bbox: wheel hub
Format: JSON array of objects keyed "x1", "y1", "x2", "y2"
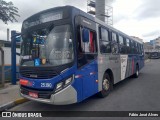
[{"x1": 103, "y1": 79, "x2": 110, "y2": 91}]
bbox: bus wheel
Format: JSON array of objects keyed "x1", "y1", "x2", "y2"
[
  {"x1": 98, "y1": 73, "x2": 112, "y2": 98},
  {"x1": 134, "y1": 65, "x2": 139, "y2": 78}
]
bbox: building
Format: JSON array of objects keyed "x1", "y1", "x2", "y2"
[
  {"x1": 130, "y1": 36, "x2": 143, "y2": 42},
  {"x1": 143, "y1": 36, "x2": 160, "y2": 53},
  {"x1": 144, "y1": 42, "x2": 154, "y2": 52},
  {"x1": 0, "y1": 40, "x2": 20, "y2": 81},
  {"x1": 87, "y1": 0, "x2": 113, "y2": 26},
  {"x1": 155, "y1": 37, "x2": 160, "y2": 47}
]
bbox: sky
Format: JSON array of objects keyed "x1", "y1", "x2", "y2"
[{"x1": 0, "y1": 0, "x2": 160, "y2": 42}]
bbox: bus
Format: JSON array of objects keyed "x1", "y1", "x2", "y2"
[
  {"x1": 149, "y1": 52, "x2": 160, "y2": 59},
  {"x1": 19, "y1": 6, "x2": 144, "y2": 105}
]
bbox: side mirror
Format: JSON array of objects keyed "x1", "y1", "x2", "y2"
[{"x1": 82, "y1": 28, "x2": 89, "y2": 43}]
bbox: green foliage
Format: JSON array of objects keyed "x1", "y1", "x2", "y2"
[{"x1": 0, "y1": 0, "x2": 20, "y2": 24}]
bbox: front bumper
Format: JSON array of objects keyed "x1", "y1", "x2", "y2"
[{"x1": 20, "y1": 85, "x2": 77, "y2": 105}]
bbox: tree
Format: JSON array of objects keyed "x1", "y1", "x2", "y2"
[{"x1": 0, "y1": 0, "x2": 20, "y2": 24}]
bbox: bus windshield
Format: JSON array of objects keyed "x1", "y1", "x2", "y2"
[{"x1": 20, "y1": 24, "x2": 74, "y2": 67}]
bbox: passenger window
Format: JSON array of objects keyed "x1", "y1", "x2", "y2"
[
  {"x1": 121, "y1": 38, "x2": 127, "y2": 54},
  {"x1": 131, "y1": 40, "x2": 134, "y2": 54},
  {"x1": 135, "y1": 42, "x2": 138, "y2": 54},
  {"x1": 101, "y1": 28, "x2": 109, "y2": 41},
  {"x1": 126, "y1": 39, "x2": 131, "y2": 54},
  {"x1": 99, "y1": 27, "x2": 111, "y2": 53},
  {"x1": 133, "y1": 41, "x2": 136, "y2": 54},
  {"x1": 119, "y1": 36, "x2": 124, "y2": 45},
  {"x1": 126, "y1": 39, "x2": 130, "y2": 47},
  {"x1": 77, "y1": 26, "x2": 97, "y2": 68},
  {"x1": 141, "y1": 45, "x2": 144, "y2": 55},
  {"x1": 119, "y1": 35, "x2": 125, "y2": 54},
  {"x1": 81, "y1": 28, "x2": 96, "y2": 53},
  {"x1": 111, "y1": 32, "x2": 119, "y2": 54},
  {"x1": 137, "y1": 44, "x2": 140, "y2": 54},
  {"x1": 112, "y1": 32, "x2": 118, "y2": 43}
]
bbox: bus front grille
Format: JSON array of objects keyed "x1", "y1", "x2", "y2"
[
  {"x1": 20, "y1": 67, "x2": 58, "y2": 79},
  {"x1": 20, "y1": 86, "x2": 54, "y2": 99}
]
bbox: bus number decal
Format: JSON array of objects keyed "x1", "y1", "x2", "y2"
[{"x1": 41, "y1": 83, "x2": 52, "y2": 88}]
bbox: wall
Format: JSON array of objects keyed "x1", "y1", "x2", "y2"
[{"x1": 1, "y1": 47, "x2": 20, "y2": 81}]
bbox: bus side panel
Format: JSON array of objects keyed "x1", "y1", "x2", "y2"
[
  {"x1": 72, "y1": 73, "x2": 83, "y2": 102},
  {"x1": 139, "y1": 55, "x2": 145, "y2": 70},
  {"x1": 98, "y1": 54, "x2": 121, "y2": 91},
  {"x1": 125, "y1": 55, "x2": 136, "y2": 78},
  {"x1": 98, "y1": 55, "x2": 109, "y2": 91},
  {"x1": 125, "y1": 54, "x2": 144, "y2": 78},
  {"x1": 97, "y1": 25, "x2": 121, "y2": 91},
  {"x1": 74, "y1": 60, "x2": 98, "y2": 102},
  {"x1": 120, "y1": 55, "x2": 128, "y2": 80}
]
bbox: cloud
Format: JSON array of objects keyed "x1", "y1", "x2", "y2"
[
  {"x1": 1, "y1": 0, "x2": 159, "y2": 42},
  {"x1": 0, "y1": 21, "x2": 22, "y2": 40},
  {"x1": 63, "y1": 0, "x2": 87, "y2": 12},
  {"x1": 11, "y1": 0, "x2": 65, "y2": 22},
  {"x1": 142, "y1": 30, "x2": 160, "y2": 37},
  {"x1": 112, "y1": 0, "x2": 142, "y2": 24},
  {"x1": 0, "y1": 0, "x2": 88, "y2": 40},
  {"x1": 135, "y1": 0, "x2": 160, "y2": 20},
  {"x1": 113, "y1": 14, "x2": 129, "y2": 24}
]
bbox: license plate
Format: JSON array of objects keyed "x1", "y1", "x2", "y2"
[{"x1": 29, "y1": 92, "x2": 38, "y2": 98}]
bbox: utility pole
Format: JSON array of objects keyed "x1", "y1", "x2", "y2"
[
  {"x1": 0, "y1": 47, "x2": 5, "y2": 87},
  {"x1": 11, "y1": 30, "x2": 21, "y2": 85},
  {"x1": 11, "y1": 31, "x2": 17, "y2": 85}
]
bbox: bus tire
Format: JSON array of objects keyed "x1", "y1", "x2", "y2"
[
  {"x1": 133, "y1": 64, "x2": 139, "y2": 78},
  {"x1": 98, "y1": 73, "x2": 112, "y2": 98}
]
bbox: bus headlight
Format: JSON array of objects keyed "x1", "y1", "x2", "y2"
[
  {"x1": 64, "y1": 77, "x2": 72, "y2": 86},
  {"x1": 55, "y1": 76, "x2": 73, "y2": 92},
  {"x1": 56, "y1": 82, "x2": 63, "y2": 90}
]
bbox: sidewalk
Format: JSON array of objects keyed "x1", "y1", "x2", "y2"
[{"x1": 0, "y1": 82, "x2": 28, "y2": 111}]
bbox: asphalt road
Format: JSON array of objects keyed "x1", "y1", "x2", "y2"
[{"x1": 6, "y1": 59, "x2": 160, "y2": 119}]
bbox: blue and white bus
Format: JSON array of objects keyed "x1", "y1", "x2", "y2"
[{"x1": 19, "y1": 6, "x2": 144, "y2": 105}]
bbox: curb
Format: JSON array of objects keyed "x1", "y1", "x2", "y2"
[{"x1": 0, "y1": 98, "x2": 29, "y2": 111}]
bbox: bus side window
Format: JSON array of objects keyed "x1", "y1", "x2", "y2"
[
  {"x1": 133, "y1": 41, "x2": 136, "y2": 54},
  {"x1": 77, "y1": 26, "x2": 97, "y2": 68},
  {"x1": 126, "y1": 38, "x2": 131, "y2": 54},
  {"x1": 141, "y1": 45, "x2": 144, "y2": 55},
  {"x1": 135, "y1": 42, "x2": 138, "y2": 54},
  {"x1": 99, "y1": 27, "x2": 111, "y2": 53},
  {"x1": 130, "y1": 40, "x2": 133, "y2": 54},
  {"x1": 138, "y1": 43, "x2": 141, "y2": 54},
  {"x1": 111, "y1": 32, "x2": 119, "y2": 54},
  {"x1": 119, "y1": 35, "x2": 125, "y2": 54},
  {"x1": 112, "y1": 32, "x2": 117, "y2": 42},
  {"x1": 123, "y1": 38, "x2": 127, "y2": 54}
]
